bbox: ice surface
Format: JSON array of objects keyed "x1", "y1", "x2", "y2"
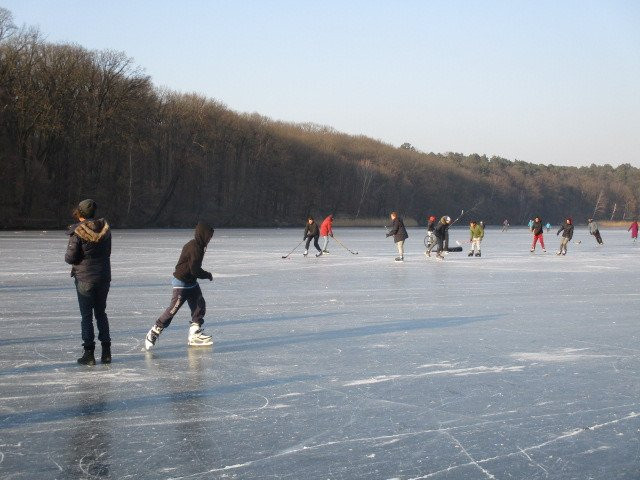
[{"x1": 0, "y1": 226, "x2": 639, "y2": 479}]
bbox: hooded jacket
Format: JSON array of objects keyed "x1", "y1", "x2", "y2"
[
  {"x1": 387, "y1": 217, "x2": 409, "y2": 243},
  {"x1": 320, "y1": 216, "x2": 334, "y2": 236},
  {"x1": 434, "y1": 218, "x2": 450, "y2": 239},
  {"x1": 173, "y1": 222, "x2": 214, "y2": 284},
  {"x1": 65, "y1": 218, "x2": 112, "y2": 283}
]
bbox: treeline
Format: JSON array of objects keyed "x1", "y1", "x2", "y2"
[{"x1": 1, "y1": 8, "x2": 638, "y2": 229}]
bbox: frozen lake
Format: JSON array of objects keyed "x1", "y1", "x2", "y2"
[{"x1": 1, "y1": 226, "x2": 639, "y2": 479}]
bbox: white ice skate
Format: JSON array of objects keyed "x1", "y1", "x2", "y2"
[
  {"x1": 188, "y1": 324, "x2": 213, "y2": 346},
  {"x1": 145, "y1": 325, "x2": 163, "y2": 350}
]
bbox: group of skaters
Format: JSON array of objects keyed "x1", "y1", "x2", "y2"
[{"x1": 64, "y1": 198, "x2": 640, "y2": 366}]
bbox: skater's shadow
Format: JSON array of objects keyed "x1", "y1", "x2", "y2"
[
  {"x1": 215, "y1": 314, "x2": 503, "y2": 353},
  {"x1": 0, "y1": 373, "x2": 318, "y2": 429}
]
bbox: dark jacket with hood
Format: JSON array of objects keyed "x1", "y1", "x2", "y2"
[
  {"x1": 303, "y1": 221, "x2": 320, "y2": 239},
  {"x1": 531, "y1": 220, "x2": 544, "y2": 236},
  {"x1": 387, "y1": 217, "x2": 409, "y2": 243},
  {"x1": 173, "y1": 222, "x2": 214, "y2": 284},
  {"x1": 65, "y1": 219, "x2": 112, "y2": 283},
  {"x1": 557, "y1": 222, "x2": 574, "y2": 240}
]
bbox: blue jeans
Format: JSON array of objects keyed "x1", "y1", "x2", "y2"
[{"x1": 75, "y1": 279, "x2": 111, "y2": 349}]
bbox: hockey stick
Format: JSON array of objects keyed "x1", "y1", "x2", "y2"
[
  {"x1": 332, "y1": 235, "x2": 358, "y2": 255},
  {"x1": 449, "y1": 209, "x2": 465, "y2": 226},
  {"x1": 281, "y1": 239, "x2": 305, "y2": 259}
]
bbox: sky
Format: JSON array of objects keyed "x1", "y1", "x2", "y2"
[{"x1": 3, "y1": 0, "x2": 639, "y2": 167}]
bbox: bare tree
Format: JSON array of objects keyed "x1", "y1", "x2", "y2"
[{"x1": 0, "y1": 7, "x2": 17, "y2": 41}]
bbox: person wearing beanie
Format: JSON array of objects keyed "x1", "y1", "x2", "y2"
[
  {"x1": 424, "y1": 215, "x2": 437, "y2": 253},
  {"x1": 65, "y1": 199, "x2": 112, "y2": 365},
  {"x1": 530, "y1": 216, "x2": 546, "y2": 253},
  {"x1": 319, "y1": 214, "x2": 334, "y2": 254},
  {"x1": 427, "y1": 216, "x2": 451, "y2": 259},
  {"x1": 386, "y1": 211, "x2": 408, "y2": 261},
  {"x1": 556, "y1": 218, "x2": 574, "y2": 255},
  {"x1": 145, "y1": 222, "x2": 215, "y2": 350}
]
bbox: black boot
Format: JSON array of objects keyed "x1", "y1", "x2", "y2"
[
  {"x1": 101, "y1": 343, "x2": 112, "y2": 364},
  {"x1": 77, "y1": 348, "x2": 96, "y2": 366}
]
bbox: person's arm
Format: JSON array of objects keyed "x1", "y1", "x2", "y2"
[
  {"x1": 557, "y1": 226, "x2": 563, "y2": 236},
  {"x1": 64, "y1": 234, "x2": 82, "y2": 265},
  {"x1": 189, "y1": 248, "x2": 212, "y2": 280},
  {"x1": 387, "y1": 220, "x2": 399, "y2": 237}
]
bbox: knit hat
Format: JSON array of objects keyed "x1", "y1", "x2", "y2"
[{"x1": 77, "y1": 199, "x2": 97, "y2": 218}]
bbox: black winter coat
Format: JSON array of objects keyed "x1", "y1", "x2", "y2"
[
  {"x1": 434, "y1": 221, "x2": 449, "y2": 239},
  {"x1": 173, "y1": 222, "x2": 214, "y2": 284},
  {"x1": 557, "y1": 224, "x2": 574, "y2": 240},
  {"x1": 427, "y1": 220, "x2": 436, "y2": 232},
  {"x1": 65, "y1": 219, "x2": 112, "y2": 283},
  {"x1": 531, "y1": 221, "x2": 544, "y2": 235},
  {"x1": 387, "y1": 217, "x2": 409, "y2": 243},
  {"x1": 303, "y1": 222, "x2": 320, "y2": 239}
]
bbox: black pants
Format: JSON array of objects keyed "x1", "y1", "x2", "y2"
[
  {"x1": 75, "y1": 279, "x2": 110, "y2": 349},
  {"x1": 156, "y1": 285, "x2": 206, "y2": 329},
  {"x1": 593, "y1": 230, "x2": 603, "y2": 244},
  {"x1": 305, "y1": 235, "x2": 321, "y2": 252}
]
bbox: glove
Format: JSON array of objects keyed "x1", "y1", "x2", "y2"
[
  {"x1": 205, "y1": 271, "x2": 213, "y2": 281},
  {"x1": 330, "y1": 233, "x2": 334, "y2": 237}
]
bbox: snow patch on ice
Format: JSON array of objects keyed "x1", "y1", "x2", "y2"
[{"x1": 511, "y1": 348, "x2": 613, "y2": 363}]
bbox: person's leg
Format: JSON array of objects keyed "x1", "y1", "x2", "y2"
[
  {"x1": 76, "y1": 280, "x2": 96, "y2": 350},
  {"x1": 186, "y1": 285, "x2": 206, "y2": 327},
  {"x1": 396, "y1": 240, "x2": 404, "y2": 258},
  {"x1": 156, "y1": 288, "x2": 187, "y2": 329},
  {"x1": 540, "y1": 234, "x2": 545, "y2": 250},
  {"x1": 93, "y1": 280, "x2": 111, "y2": 345},
  {"x1": 304, "y1": 237, "x2": 311, "y2": 254},
  {"x1": 321, "y1": 236, "x2": 329, "y2": 252},
  {"x1": 531, "y1": 235, "x2": 537, "y2": 250},
  {"x1": 313, "y1": 235, "x2": 321, "y2": 252}
]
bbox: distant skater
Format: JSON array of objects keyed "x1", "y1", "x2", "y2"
[
  {"x1": 556, "y1": 218, "x2": 574, "y2": 255},
  {"x1": 468, "y1": 220, "x2": 484, "y2": 257},
  {"x1": 427, "y1": 216, "x2": 451, "y2": 259},
  {"x1": 145, "y1": 222, "x2": 214, "y2": 350},
  {"x1": 65, "y1": 199, "x2": 112, "y2": 365},
  {"x1": 303, "y1": 216, "x2": 322, "y2": 257},
  {"x1": 545, "y1": 222, "x2": 551, "y2": 233},
  {"x1": 319, "y1": 214, "x2": 334, "y2": 253},
  {"x1": 588, "y1": 218, "x2": 604, "y2": 245},
  {"x1": 628, "y1": 220, "x2": 638, "y2": 243},
  {"x1": 386, "y1": 211, "x2": 408, "y2": 261},
  {"x1": 530, "y1": 216, "x2": 546, "y2": 252},
  {"x1": 502, "y1": 219, "x2": 510, "y2": 232}
]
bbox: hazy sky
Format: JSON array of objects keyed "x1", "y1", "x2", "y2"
[{"x1": 3, "y1": 0, "x2": 639, "y2": 167}]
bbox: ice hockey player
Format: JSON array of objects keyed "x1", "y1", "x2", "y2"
[
  {"x1": 628, "y1": 220, "x2": 638, "y2": 243},
  {"x1": 303, "y1": 216, "x2": 323, "y2": 257},
  {"x1": 145, "y1": 222, "x2": 214, "y2": 350},
  {"x1": 386, "y1": 211, "x2": 409, "y2": 261},
  {"x1": 468, "y1": 220, "x2": 484, "y2": 257},
  {"x1": 320, "y1": 214, "x2": 334, "y2": 253},
  {"x1": 65, "y1": 199, "x2": 112, "y2": 365},
  {"x1": 530, "y1": 216, "x2": 546, "y2": 253},
  {"x1": 588, "y1": 218, "x2": 604, "y2": 245},
  {"x1": 425, "y1": 215, "x2": 437, "y2": 253},
  {"x1": 428, "y1": 216, "x2": 451, "y2": 259},
  {"x1": 556, "y1": 218, "x2": 574, "y2": 255}
]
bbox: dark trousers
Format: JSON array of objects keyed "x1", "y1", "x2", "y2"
[
  {"x1": 156, "y1": 285, "x2": 206, "y2": 329},
  {"x1": 305, "y1": 235, "x2": 321, "y2": 252},
  {"x1": 75, "y1": 279, "x2": 111, "y2": 349},
  {"x1": 593, "y1": 230, "x2": 603, "y2": 244}
]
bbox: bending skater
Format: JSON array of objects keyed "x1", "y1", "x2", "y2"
[
  {"x1": 468, "y1": 220, "x2": 484, "y2": 257},
  {"x1": 65, "y1": 199, "x2": 112, "y2": 365},
  {"x1": 628, "y1": 220, "x2": 638, "y2": 243},
  {"x1": 319, "y1": 214, "x2": 334, "y2": 253},
  {"x1": 530, "y1": 216, "x2": 546, "y2": 253},
  {"x1": 145, "y1": 222, "x2": 214, "y2": 350},
  {"x1": 556, "y1": 218, "x2": 574, "y2": 255},
  {"x1": 386, "y1": 211, "x2": 408, "y2": 261},
  {"x1": 427, "y1": 216, "x2": 451, "y2": 259},
  {"x1": 588, "y1": 218, "x2": 603, "y2": 245},
  {"x1": 303, "y1": 216, "x2": 322, "y2": 257}
]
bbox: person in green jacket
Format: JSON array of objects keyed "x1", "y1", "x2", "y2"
[{"x1": 468, "y1": 220, "x2": 484, "y2": 257}]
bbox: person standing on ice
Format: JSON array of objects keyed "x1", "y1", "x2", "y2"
[
  {"x1": 303, "y1": 216, "x2": 322, "y2": 257},
  {"x1": 319, "y1": 214, "x2": 334, "y2": 254},
  {"x1": 65, "y1": 199, "x2": 112, "y2": 365},
  {"x1": 145, "y1": 222, "x2": 214, "y2": 350},
  {"x1": 628, "y1": 220, "x2": 638, "y2": 243},
  {"x1": 502, "y1": 219, "x2": 510, "y2": 232},
  {"x1": 530, "y1": 216, "x2": 546, "y2": 252},
  {"x1": 425, "y1": 215, "x2": 437, "y2": 253},
  {"x1": 386, "y1": 211, "x2": 408, "y2": 261},
  {"x1": 427, "y1": 216, "x2": 451, "y2": 259},
  {"x1": 556, "y1": 218, "x2": 574, "y2": 255},
  {"x1": 588, "y1": 218, "x2": 604, "y2": 245},
  {"x1": 468, "y1": 220, "x2": 484, "y2": 257}
]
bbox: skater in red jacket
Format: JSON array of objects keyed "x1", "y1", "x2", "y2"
[
  {"x1": 320, "y1": 215, "x2": 334, "y2": 254},
  {"x1": 628, "y1": 220, "x2": 638, "y2": 243}
]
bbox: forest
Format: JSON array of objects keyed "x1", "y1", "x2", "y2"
[{"x1": 1, "y1": 8, "x2": 638, "y2": 229}]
